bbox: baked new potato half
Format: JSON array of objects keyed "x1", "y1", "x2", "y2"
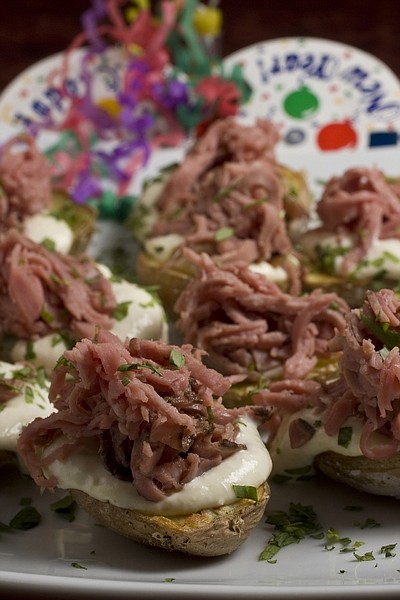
[
  {"x1": 71, "y1": 483, "x2": 270, "y2": 557},
  {"x1": 129, "y1": 118, "x2": 312, "y2": 315},
  {"x1": 268, "y1": 287, "x2": 400, "y2": 497},
  {"x1": 314, "y1": 452, "x2": 400, "y2": 497},
  {"x1": 0, "y1": 134, "x2": 96, "y2": 255},
  {"x1": 17, "y1": 333, "x2": 272, "y2": 556},
  {"x1": 299, "y1": 166, "x2": 400, "y2": 307},
  {"x1": 49, "y1": 189, "x2": 97, "y2": 255}
]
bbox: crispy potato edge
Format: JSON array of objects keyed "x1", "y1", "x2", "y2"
[
  {"x1": 71, "y1": 482, "x2": 270, "y2": 557},
  {"x1": 315, "y1": 451, "x2": 400, "y2": 497}
]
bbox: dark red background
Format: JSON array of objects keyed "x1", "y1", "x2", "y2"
[{"x1": 0, "y1": 0, "x2": 399, "y2": 91}]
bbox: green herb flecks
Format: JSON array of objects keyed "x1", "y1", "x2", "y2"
[
  {"x1": 259, "y1": 503, "x2": 322, "y2": 563},
  {"x1": 232, "y1": 485, "x2": 258, "y2": 502},
  {"x1": 169, "y1": 349, "x2": 185, "y2": 368},
  {"x1": 314, "y1": 244, "x2": 349, "y2": 276},
  {"x1": 71, "y1": 562, "x2": 87, "y2": 570},
  {"x1": 215, "y1": 226, "x2": 235, "y2": 242},
  {"x1": 9, "y1": 506, "x2": 41, "y2": 530},
  {"x1": 25, "y1": 340, "x2": 37, "y2": 360},
  {"x1": 360, "y1": 312, "x2": 400, "y2": 351},
  {"x1": 337, "y1": 426, "x2": 352, "y2": 448},
  {"x1": 50, "y1": 495, "x2": 77, "y2": 522},
  {"x1": 113, "y1": 301, "x2": 132, "y2": 321},
  {"x1": 353, "y1": 550, "x2": 375, "y2": 562},
  {"x1": 41, "y1": 238, "x2": 57, "y2": 252},
  {"x1": 40, "y1": 306, "x2": 55, "y2": 324},
  {"x1": 24, "y1": 385, "x2": 34, "y2": 404},
  {"x1": 323, "y1": 528, "x2": 364, "y2": 553},
  {"x1": 381, "y1": 543, "x2": 397, "y2": 558},
  {"x1": 117, "y1": 362, "x2": 162, "y2": 376},
  {"x1": 354, "y1": 517, "x2": 381, "y2": 530}
]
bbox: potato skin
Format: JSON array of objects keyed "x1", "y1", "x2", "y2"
[
  {"x1": 50, "y1": 190, "x2": 97, "y2": 255},
  {"x1": 315, "y1": 451, "x2": 400, "y2": 497},
  {"x1": 71, "y1": 482, "x2": 270, "y2": 557},
  {"x1": 135, "y1": 250, "x2": 194, "y2": 318}
]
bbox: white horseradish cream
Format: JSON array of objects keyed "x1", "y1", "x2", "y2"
[
  {"x1": 23, "y1": 213, "x2": 74, "y2": 255},
  {"x1": 44, "y1": 416, "x2": 272, "y2": 516},
  {"x1": 10, "y1": 263, "x2": 169, "y2": 373},
  {"x1": 143, "y1": 232, "x2": 294, "y2": 285},
  {"x1": 268, "y1": 407, "x2": 390, "y2": 477},
  {"x1": 303, "y1": 230, "x2": 400, "y2": 280},
  {"x1": 0, "y1": 361, "x2": 53, "y2": 453}
]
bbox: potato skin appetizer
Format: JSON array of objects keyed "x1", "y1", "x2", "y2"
[
  {"x1": 0, "y1": 135, "x2": 96, "y2": 254},
  {"x1": 300, "y1": 167, "x2": 400, "y2": 307},
  {"x1": 267, "y1": 288, "x2": 400, "y2": 497},
  {"x1": 130, "y1": 118, "x2": 312, "y2": 315},
  {"x1": 18, "y1": 332, "x2": 272, "y2": 556}
]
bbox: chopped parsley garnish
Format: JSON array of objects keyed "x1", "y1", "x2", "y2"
[
  {"x1": 25, "y1": 340, "x2": 36, "y2": 360},
  {"x1": 324, "y1": 528, "x2": 364, "y2": 553},
  {"x1": 113, "y1": 301, "x2": 132, "y2": 321},
  {"x1": 360, "y1": 312, "x2": 400, "y2": 351},
  {"x1": 71, "y1": 562, "x2": 87, "y2": 570},
  {"x1": 36, "y1": 367, "x2": 47, "y2": 389},
  {"x1": 381, "y1": 543, "x2": 397, "y2": 558},
  {"x1": 169, "y1": 349, "x2": 185, "y2": 368},
  {"x1": 9, "y1": 506, "x2": 41, "y2": 530},
  {"x1": 24, "y1": 385, "x2": 34, "y2": 404},
  {"x1": 353, "y1": 550, "x2": 375, "y2": 562},
  {"x1": 41, "y1": 238, "x2": 56, "y2": 252},
  {"x1": 215, "y1": 226, "x2": 235, "y2": 242},
  {"x1": 117, "y1": 362, "x2": 162, "y2": 376},
  {"x1": 40, "y1": 306, "x2": 55, "y2": 324},
  {"x1": 50, "y1": 495, "x2": 77, "y2": 522},
  {"x1": 314, "y1": 244, "x2": 349, "y2": 275},
  {"x1": 337, "y1": 426, "x2": 352, "y2": 448},
  {"x1": 355, "y1": 517, "x2": 381, "y2": 529},
  {"x1": 259, "y1": 503, "x2": 322, "y2": 563},
  {"x1": 232, "y1": 485, "x2": 258, "y2": 502}
]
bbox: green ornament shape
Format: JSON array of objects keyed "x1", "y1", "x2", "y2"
[{"x1": 283, "y1": 86, "x2": 319, "y2": 119}]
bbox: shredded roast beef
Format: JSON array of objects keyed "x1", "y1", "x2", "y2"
[
  {"x1": 263, "y1": 289, "x2": 400, "y2": 459},
  {"x1": 318, "y1": 288, "x2": 400, "y2": 459},
  {"x1": 0, "y1": 136, "x2": 53, "y2": 229},
  {"x1": 17, "y1": 331, "x2": 250, "y2": 502},
  {"x1": 0, "y1": 229, "x2": 115, "y2": 341},
  {"x1": 150, "y1": 118, "x2": 301, "y2": 289},
  {"x1": 175, "y1": 250, "x2": 348, "y2": 383},
  {"x1": 310, "y1": 167, "x2": 400, "y2": 274},
  {"x1": 155, "y1": 117, "x2": 280, "y2": 217}
]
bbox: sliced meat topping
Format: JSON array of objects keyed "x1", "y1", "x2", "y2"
[
  {"x1": 310, "y1": 167, "x2": 400, "y2": 274},
  {"x1": 0, "y1": 229, "x2": 115, "y2": 341},
  {"x1": 176, "y1": 251, "x2": 348, "y2": 383},
  {"x1": 320, "y1": 288, "x2": 400, "y2": 459},
  {"x1": 149, "y1": 118, "x2": 300, "y2": 284},
  {"x1": 17, "y1": 331, "x2": 248, "y2": 502},
  {"x1": 0, "y1": 136, "x2": 52, "y2": 229}
]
